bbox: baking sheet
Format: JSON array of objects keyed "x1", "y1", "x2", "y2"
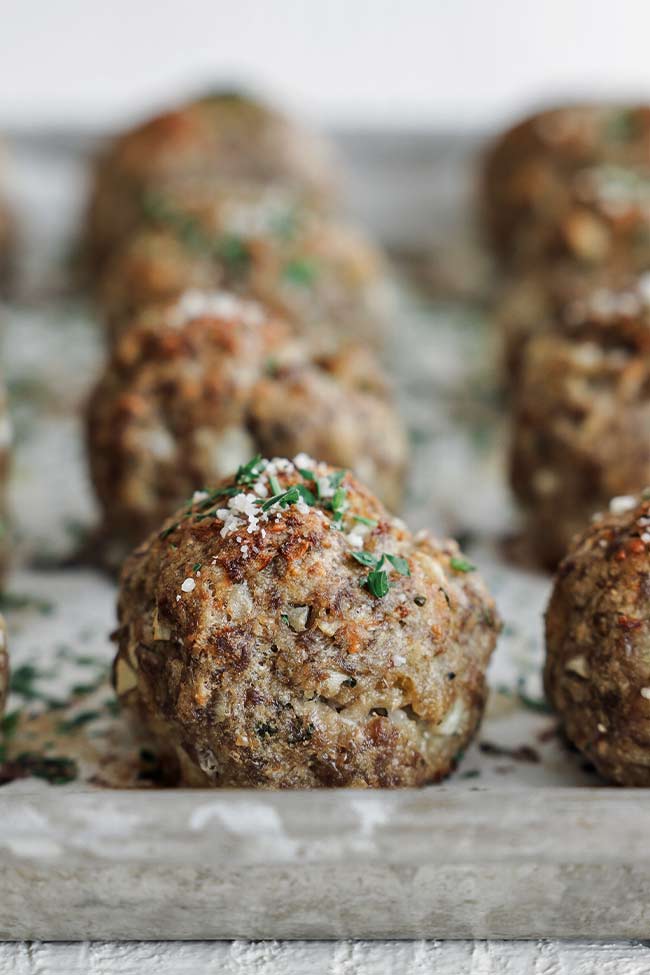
[{"x1": 0, "y1": 128, "x2": 630, "y2": 941}]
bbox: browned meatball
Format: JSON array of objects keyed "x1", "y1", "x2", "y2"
[
  {"x1": 0, "y1": 615, "x2": 7, "y2": 718},
  {"x1": 86, "y1": 291, "x2": 407, "y2": 554},
  {"x1": 545, "y1": 493, "x2": 650, "y2": 785},
  {"x1": 510, "y1": 299, "x2": 650, "y2": 567},
  {"x1": 85, "y1": 90, "x2": 338, "y2": 271},
  {"x1": 495, "y1": 264, "x2": 640, "y2": 385},
  {"x1": 113, "y1": 457, "x2": 500, "y2": 788},
  {"x1": 97, "y1": 181, "x2": 389, "y2": 350},
  {"x1": 249, "y1": 348, "x2": 406, "y2": 512},
  {"x1": 482, "y1": 104, "x2": 650, "y2": 269}
]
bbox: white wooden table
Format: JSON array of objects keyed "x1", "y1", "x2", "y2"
[{"x1": 2, "y1": 940, "x2": 650, "y2": 974}]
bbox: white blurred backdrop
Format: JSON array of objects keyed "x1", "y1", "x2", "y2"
[{"x1": 3, "y1": 0, "x2": 650, "y2": 131}]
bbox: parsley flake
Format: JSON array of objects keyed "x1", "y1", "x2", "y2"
[
  {"x1": 351, "y1": 550, "x2": 379, "y2": 568},
  {"x1": 385, "y1": 554, "x2": 410, "y2": 576},
  {"x1": 282, "y1": 258, "x2": 318, "y2": 286},
  {"x1": 364, "y1": 569, "x2": 390, "y2": 598},
  {"x1": 450, "y1": 556, "x2": 476, "y2": 573}
]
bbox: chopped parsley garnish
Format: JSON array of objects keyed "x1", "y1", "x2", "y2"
[
  {"x1": 192, "y1": 563, "x2": 202, "y2": 573},
  {"x1": 1, "y1": 710, "x2": 20, "y2": 738},
  {"x1": 142, "y1": 192, "x2": 251, "y2": 270},
  {"x1": 0, "y1": 592, "x2": 54, "y2": 615},
  {"x1": 215, "y1": 234, "x2": 250, "y2": 269},
  {"x1": 12, "y1": 753, "x2": 78, "y2": 785},
  {"x1": 364, "y1": 568, "x2": 390, "y2": 598},
  {"x1": 450, "y1": 556, "x2": 476, "y2": 573},
  {"x1": 259, "y1": 485, "x2": 301, "y2": 512},
  {"x1": 385, "y1": 554, "x2": 410, "y2": 576},
  {"x1": 10, "y1": 664, "x2": 56, "y2": 700},
  {"x1": 352, "y1": 515, "x2": 378, "y2": 528},
  {"x1": 282, "y1": 258, "x2": 318, "y2": 286},
  {"x1": 352, "y1": 550, "x2": 410, "y2": 596},
  {"x1": 329, "y1": 485, "x2": 347, "y2": 523},
  {"x1": 58, "y1": 710, "x2": 102, "y2": 733},
  {"x1": 235, "y1": 454, "x2": 265, "y2": 485},
  {"x1": 281, "y1": 614, "x2": 290, "y2": 626},
  {"x1": 351, "y1": 550, "x2": 379, "y2": 568},
  {"x1": 296, "y1": 483, "x2": 316, "y2": 505}
]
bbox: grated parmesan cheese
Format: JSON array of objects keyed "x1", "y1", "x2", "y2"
[
  {"x1": 171, "y1": 289, "x2": 266, "y2": 328},
  {"x1": 609, "y1": 495, "x2": 637, "y2": 515}
]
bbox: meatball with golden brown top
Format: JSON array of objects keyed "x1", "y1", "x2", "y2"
[
  {"x1": 85, "y1": 90, "x2": 338, "y2": 270},
  {"x1": 545, "y1": 492, "x2": 650, "y2": 785},
  {"x1": 97, "y1": 181, "x2": 389, "y2": 350},
  {"x1": 86, "y1": 290, "x2": 407, "y2": 555},
  {"x1": 113, "y1": 456, "x2": 500, "y2": 788},
  {"x1": 483, "y1": 104, "x2": 650, "y2": 269},
  {"x1": 510, "y1": 300, "x2": 650, "y2": 567}
]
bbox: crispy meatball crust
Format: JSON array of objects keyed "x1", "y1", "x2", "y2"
[
  {"x1": 496, "y1": 264, "x2": 638, "y2": 386},
  {"x1": 510, "y1": 303, "x2": 650, "y2": 567},
  {"x1": 86, "y1": 291, "x2": 407, "y2": 551},
  {"x1": 85, "y1": 90, "x2": 338, "y2": 270},
  {"x1": 0, "y1": 614, "x2": 7, "y2": 718},
  {"x1": 482, "y1": 104, "x2": 650, "y2": 268},
  {"x1": 248, "y1": 349, "x2": 407, "y2": 513},
  {"x1": 96, "y1": 181, "x2": 388, "y2": 350},
  {"x1": 545, "y1": 494, "x2": 650, "y2": 785},
  {"x1": 482, "y1": 105, "x2": 650, "y2": 263},
  {"x1": 113, "y1": 458, "x2": 500, "y2": 788}
]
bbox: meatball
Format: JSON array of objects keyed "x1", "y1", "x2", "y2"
[
  {"x1": 96, "y1": 181, "x2": 389, "y2": 350},
  {"x1": 85, "y1": 90, "x2": 338, "y2": 271},
  {"x1": 510, "y1": 299, "x2": 650, "y2": 567},
  {"x1": 0, "y1": 615, "x2": 7, "y2": 719},
  {"x1": 482, "y1": 104, "x2": 650, "y2": 268},
  {"x1": 497, "y1": 265, "x2": 647, "y2": 385},
  {"x1": 545, "y1": 492, "x2": 650, "y2": 785},
  {"x1": 113, "y1": 456, "x2": 500, "y2": 788},
  {"x1": 86, "y1": 290, "x2": 407, "y2": 554}
]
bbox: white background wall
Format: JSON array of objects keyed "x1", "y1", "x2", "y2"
[{"x1": 3, "y1": 0, "x2": 650, "y2": 132}]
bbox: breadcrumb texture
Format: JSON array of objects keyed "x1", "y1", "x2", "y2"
[
  {"x1": 510, "y1": 302, "x2": 650, "y2": 567},
  {"x1": 546, "y1": 494, "x2": 650, "y2": 785},
  {"x1": 96, "y1": 180, "x2": 389, "y2": 350},
  {"x1": 483, "y1": 104, "x2": 650, "y2": 271},
  {"x1": 113, "y1": 459, "x2": 500, "y2": 788},
  {"x1": 86, "y1": 294, "x2": 407, "y2": 552},
  {"x1": 85, "y1": 89, "x2": 338, "y2": 270}
]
